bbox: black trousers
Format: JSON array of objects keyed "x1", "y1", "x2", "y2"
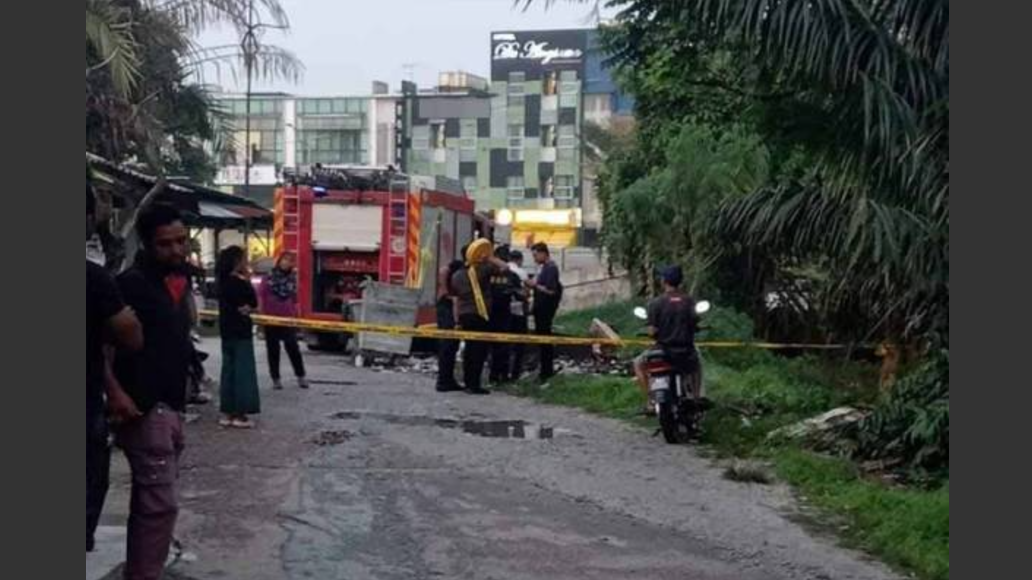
[
  {"x1": 86, "y1": 411, "x2": 110, "y2": 552},
  {"x1": 460, "y1": 314, "x2": 491, "y2": 391},
  {"x1": 489, "y1": 307, "x2": 512, "y2": 382},
  {"x1": 266, "y1": 327, "x2": 306, "y2": 381},
  {"x1": 509, "y1": 315, "x2": 529, "y2": 381},
  {"x1": 535, "y1": 308, "x2": 558, "y2": 380},
  {"x1": 437, "y1": 299, "x2": 460, "y2": 388}
]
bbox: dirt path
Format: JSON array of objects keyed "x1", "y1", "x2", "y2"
[{"x1": 101, "y1": 341, "x2": 899, "y2": 580}]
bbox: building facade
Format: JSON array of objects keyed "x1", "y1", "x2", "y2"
[
  {"x1": 400, "y1": 29, "x2": 631, "y2": 246},
  {"x1": 212, "y1": 29, "x2": 631, "y2": 247},
  {"x1": 214, "y1": 93, "x2": 390, "y2": 206}
]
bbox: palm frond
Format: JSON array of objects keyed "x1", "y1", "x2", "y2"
[
  {"x1": 674, "y1": 0, "x2": 946, "y2": 159},
  {"x1": 86, "y1": 0, "x2": 140, "y2": 97},
  {"x1": 186, "y1": 43, "x2": 303, "y2": 84},
  {"x1": 146, "y1": 0, "x2": 290, "y2": 34}
]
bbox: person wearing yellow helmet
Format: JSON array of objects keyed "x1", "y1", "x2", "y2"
[{"x1": 450, "y1": 238, "x2": 509, "y2": 395}]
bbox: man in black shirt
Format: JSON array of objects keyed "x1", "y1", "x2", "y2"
[
  {"x1": 527, "y1": 243, "x2": 563, "y2": 382},
  {"x1": 634, "y1": 266, "x2": 700, "y2": 400},
  {"x1": 113, "y1": 203, "x2": 193, "y2": 580},
  {"x1": 86, "y1": 186, "x2": 142, "y2": 552}
]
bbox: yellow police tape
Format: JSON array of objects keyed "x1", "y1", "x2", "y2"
[{"x1": 200, "y1": 311, "x2": 853, "y2": 351}]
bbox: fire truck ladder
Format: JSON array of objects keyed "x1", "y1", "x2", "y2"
[
  {"x1": 276, "y1": 188, "x2": 302, "y2": 259},
  {"x1": 385, "y1": 184, "x2": 409, "y2": 285}
]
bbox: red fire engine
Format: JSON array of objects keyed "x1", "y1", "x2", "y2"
[{"x1": 273, "y1": 168, "x2": 483, "y2": 347}]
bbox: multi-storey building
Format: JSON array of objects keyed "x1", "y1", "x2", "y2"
[
  {"x1": 212, "y1": 29, "x2": 632, "y2": 247},
  {"x1": 214, "y1": 93, "x2": 384, "y2": 206},
  {"x1": 401, "y1": 29, "x2": 632, "y2": 246}
]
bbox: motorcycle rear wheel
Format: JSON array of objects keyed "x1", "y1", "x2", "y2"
[{"x1": 658, "y1": 402, "x2": 690, "y2": 445}]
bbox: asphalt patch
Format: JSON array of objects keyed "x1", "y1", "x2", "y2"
[
  {"x1": 333, "y1": 412, "x2": 554, "y2": 440},
  {"x1": 311, "y1": 430, "x2": 354, "y2": 447}
]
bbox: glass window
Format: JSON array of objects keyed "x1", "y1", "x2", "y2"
[
  {"x1": 507, "y1": 176, "x2": 526, "y2": 201},
  {"x1": 318, "y1": 99, "x2": 333, "y2": 114},
  {"x1": 558, "y1": 125, "x2": 577, "y2": 149},
  {"x1": 541, "y1": 125, "x2": 557, "y2": 148},
  {"x1": 429, "y1": 123, "x2": 447, "y2": 149},
  {"x1": 541, "y1": 176, "x2": 555, "y2": 198},
  {"x1": 508, "y1": 124, "x2": 525, "y2": 161},
  {"x1": 543, "y1": 72, "x2": 559, "y2": 96},
  {"x1": 412, "y1": 126, "x2": 430, "y2": 151},
  {"x1": 508, "y1": 72, "x2": 526, "y2": 109},
  {"x1": 462, "y1": 176, "x2": 478, "y2": 194},
  {"x1": 459, "y1": 120, "x2": 478, "y2": 151},
  {"x1": 296, "y1": 129, "x2": 367, "y2": 165},
  {"x1": 560, "y1": 70, "x2": 578, "y2": 82},
  {"x1": 560, "y1": 93, "x2": 579, "y2": 108},
  {"x1": 555, "y1": 176, "x2": 576, "y2": 200},
  {"x1": 460, "y1": 119, "x2": 478, "y2": 138}
]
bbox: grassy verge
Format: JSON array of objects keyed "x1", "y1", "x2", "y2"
[
  {"x1": 510, "y1": 303, "x2": 948, "y2": 580},
  {"x1": 774, "y1": 450, "x2": 949, "y2": 580}
]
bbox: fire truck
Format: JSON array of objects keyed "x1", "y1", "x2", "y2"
[{"x1": 273, "y1": 167, "x2": 484, "y2": 349}]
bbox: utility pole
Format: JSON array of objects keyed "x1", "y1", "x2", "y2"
[{"x1": 242, "y1": 0, "x2": 258, "y2": 201}]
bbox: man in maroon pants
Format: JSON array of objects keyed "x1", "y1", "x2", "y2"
[{"x1": 112, "y1": 204, "x2": 194, "y2": 580}]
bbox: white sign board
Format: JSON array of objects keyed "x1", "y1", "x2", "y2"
[{"x1": 215, "y1": 165, "x2": 279, "y2": 186}]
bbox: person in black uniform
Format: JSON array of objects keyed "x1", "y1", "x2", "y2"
[
  {"x1": 451, "y1": 239, "x2": 508, "y2": 395},
  {"x1": 436, "y1": 249, "x2": 466, "y2": 393},
  {"x1": 488, "y1": 246, "x2": 515, "y2": 384}
]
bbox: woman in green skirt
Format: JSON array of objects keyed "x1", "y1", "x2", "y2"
[{"x1": 217, "y1": 246, "x2": 261, "y2": 429}]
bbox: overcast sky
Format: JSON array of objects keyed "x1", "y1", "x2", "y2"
[{"x1": 200, "y1": 0, "x2": 615, "y2": 96}]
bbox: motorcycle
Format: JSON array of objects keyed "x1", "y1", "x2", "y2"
[{"x1": 634, "y1": 301, "x2": 711, "y2": 445}]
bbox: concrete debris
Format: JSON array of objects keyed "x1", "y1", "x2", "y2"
[
  {"x1": 767, "y1": 407, "x2": 868, "y2": 451},
  {"x1": 723, "y1": 461, "x2": 775, "y2": 485}
]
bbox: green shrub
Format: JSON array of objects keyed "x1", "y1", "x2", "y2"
[{"x1": 858, "y1": 351, "x2": 949, "y2": 476}]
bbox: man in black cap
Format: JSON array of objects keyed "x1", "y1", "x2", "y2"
[{"x1": 633, "y1": 266, "x2": 700, "y2": 402}]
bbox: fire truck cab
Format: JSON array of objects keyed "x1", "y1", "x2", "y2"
[{"x1": 274, "y1": 167, "x2": 483, "y2": 348}]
